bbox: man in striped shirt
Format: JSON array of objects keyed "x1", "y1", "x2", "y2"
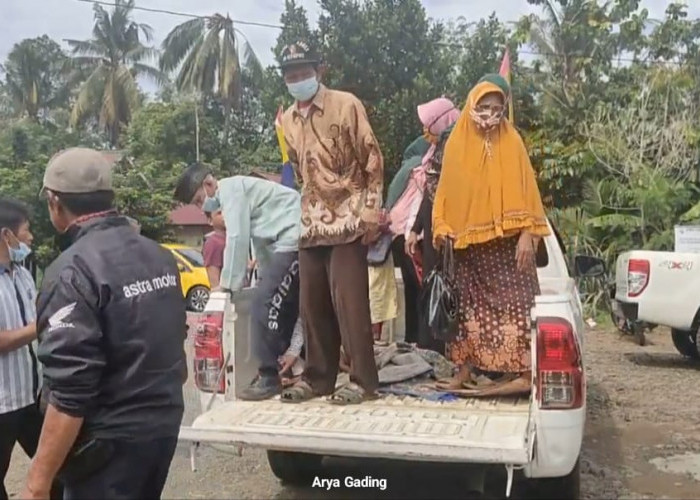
[{"x1": 0, "y1": 199, "x2": 59, "y2": 500}]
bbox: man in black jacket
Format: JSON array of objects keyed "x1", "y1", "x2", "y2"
[{"x1": 21, "y1": 148, "x2": 187, "y2": 500}]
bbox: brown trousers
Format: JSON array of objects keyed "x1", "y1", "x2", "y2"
[{"x1": 299, "y1": 239, "x2": 379, "y2": 395}]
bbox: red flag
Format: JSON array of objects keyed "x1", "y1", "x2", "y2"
[
  {"x1": 498, "y1": 48, "x2": 514, "y2": 122},
  {"x1": 274, "y1": 105, "x2": 284, "y2": 129}
]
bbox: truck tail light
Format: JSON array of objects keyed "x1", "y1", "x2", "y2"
[
  {"x1": 537, "y1": 317, "x2": 584, "y2": 410},
  {"x1": 627, "y1": 259, "x2": 650, "y2": 297},
  {"x1": 193, "y1": 311, "x2": 225, "y2": 393}
]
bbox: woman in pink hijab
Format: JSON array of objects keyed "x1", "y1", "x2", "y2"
[
  {"x1": 389, "y1": 98, "x2": 460, "y2": 242},
  {"x1": 389, "y1": 97, "x2": 459, "y2": 351}
]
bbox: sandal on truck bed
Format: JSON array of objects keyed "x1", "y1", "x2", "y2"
[
  {"x1": 328, "y1": 382, "x2": 378, "y2": 405},
  {"x1": 280, "y1": 380, "x2": 317, "y2": 404}
]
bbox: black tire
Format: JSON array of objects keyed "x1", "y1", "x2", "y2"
[
  {"x1": 527, "y1": 459, "x2": 580, "y2": 500},
  {"x1": 186, "y1": 285, "x2": 210, "y2": 312},
  {"x1": 671, "y1": 328, "x2": 700, "y2": 360},
  {"x1": 266, "y1": 450, "x2": 323, "y2": 485}
]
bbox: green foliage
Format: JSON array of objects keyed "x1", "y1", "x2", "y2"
[
  {"x1": 0, "y1": 36, "x2": 70, "y2": 121},
  {"x1": 0, "y1": 121, "x2": 102, "y2": 266},
  {"x1": 273, "y1": 0, "x2": 319, "y2": 60},
  {"x1": 444, "y1": 15, "x2": 516, "y2": 101},
  {"x1": 126, "y1": 99, "x2": 221, "y2": 166},
  {"x1": 111, "y1": 158, "x2": 178, "y2": 242},
  {"x1": 527, "y1": 133, "x2": 596, "y2": 208},
  {"x1": 314, "y1": 0, "x2": 449, "y2": 173},
  {"x1": 120, "y1": 99, "x2": 227, "y2": 242}
]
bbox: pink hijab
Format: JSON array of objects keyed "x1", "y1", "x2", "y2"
[
  {"x1": 417, "y1": 97, "x2": 460, "y2": 166},
  {"x1": 389, "y1": 97, "x2": 459, "y2": 237}
]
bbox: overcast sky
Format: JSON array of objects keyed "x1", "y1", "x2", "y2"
[{"x1": 2, "y1": 1, "x2": 697, "y2": 71}]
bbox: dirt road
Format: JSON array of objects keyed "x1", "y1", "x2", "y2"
[{"x1": 5, "y1": 325, "x2": 700, "y2": 499}]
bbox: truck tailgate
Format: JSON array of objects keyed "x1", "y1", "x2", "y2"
[{"x1": 180, "y1": 395, "x2": 534, "y2": 464}]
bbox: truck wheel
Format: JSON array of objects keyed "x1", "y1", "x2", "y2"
[
  {"x1": 527, "y1": 459, "x2": 580, "y2": 500},
  {"x1": 671, "y1": 329, "x2": 700, "y2": 360},
  {"x1": 266, "y1": 450, "x2": 323, "y2": 485}
]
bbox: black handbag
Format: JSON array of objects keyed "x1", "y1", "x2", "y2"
[{"x1": 420, "y1": 238, "x2": 459, "y2": 341}]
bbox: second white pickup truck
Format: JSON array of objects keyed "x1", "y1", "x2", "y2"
[
  {"x1": 180, "y1": 225, "x2": 604, "y2": 499},
  {"x1": 615, "y1": 250, "x2": 700, "y2": 359}
]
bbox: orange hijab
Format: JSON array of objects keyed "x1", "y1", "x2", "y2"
[{"x1": 432, "y1": 81, "x2": 550, "y2": 249}]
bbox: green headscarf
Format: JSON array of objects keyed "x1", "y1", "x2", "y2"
[
  {"x1": 385, "y1": 136, "x2": 431, "y2": 210},
  {"x1": 402, "y1": 135, "x2": 431, "y2": 161},
  {"x1": 478, "y1": 73, "x2": 510, "y2": 97}
]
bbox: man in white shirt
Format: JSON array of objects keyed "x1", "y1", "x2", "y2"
[{"x1": 0, "y1": 198, "x2": 61, "y2": 500}]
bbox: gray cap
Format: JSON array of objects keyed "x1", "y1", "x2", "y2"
[{"x1": 42, "y1": 147, "x2": 114, "y2": 194}]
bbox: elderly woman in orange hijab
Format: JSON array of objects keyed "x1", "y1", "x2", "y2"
[{"x1": 432, "y1": 74, "x2": 550, "y2": 392}]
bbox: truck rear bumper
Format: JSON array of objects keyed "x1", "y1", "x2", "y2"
[{"x1": 524, "y1": 407, "x2": 585, "y2": 478}]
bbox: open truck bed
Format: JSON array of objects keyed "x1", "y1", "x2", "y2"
[
  {"x1": 182, "y1": 289, "x2": 535, "y2": 468},
  {"x1": 180, "y1": 229, "x2": 590, "y2": 498}
]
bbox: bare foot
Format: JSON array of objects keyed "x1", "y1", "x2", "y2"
[
  {"x1": 436, "y1": 364, "x2": 473, "y2": 390},
  {"x1": 372, "y1": 323, "x2": 382, "y2": 341},
  {"x1": 281, "y1": 375, "x2": 301, "y2": 388}
]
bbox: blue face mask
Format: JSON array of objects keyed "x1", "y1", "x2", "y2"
[
  {"x1": 287, "y1": 77, "x2": 319, "y2": 102},
  {"x1": 10, "y1": 242, "x2": 31, "y2": 263},
  {"x1": 202, "y1": 196, "x2": 220, "y2": 213},
  {"x1": 3, "y1": 230, "x2": 31, "y2": 262},
  {"x1": 4, "y1": 231, "x2": 31, "y2": 263}
]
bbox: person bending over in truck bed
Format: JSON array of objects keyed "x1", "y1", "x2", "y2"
[
  {"x1": 174, "y1": 165, "x2": 303, "y2": 400},
  {"x1": 432, "y1": 74, "x2": 550, "y2": 393},
  {"x1": 202, "y1": 209, "x2": 258, "y2": 288}
]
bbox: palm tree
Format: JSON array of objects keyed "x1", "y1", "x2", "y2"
[
  {"x1": 0, "y1": 36, "x2": 70, "y2": 121},
  {"x1": 160, "y1": 13, "x2": 262, "y2": 138},
  {"x1": 526, "y1": 0, "x2": 607, "y2": 108},
  {"x1": 67, "y1": 0, "x2": 165, "y2": 145}
]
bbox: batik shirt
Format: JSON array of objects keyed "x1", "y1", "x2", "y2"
[{"x1": 282, "y1": 85, "x2": 384, "y2": 248}]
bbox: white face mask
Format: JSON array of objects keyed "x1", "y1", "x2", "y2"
[{"x1": 286, "y1": 77, "x2": 319, "y2": 102}]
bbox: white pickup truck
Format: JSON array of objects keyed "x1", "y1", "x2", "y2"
[
  {"x1": 615, "y1": 250, "x2": 700, "y2": 359},
  {"x1": 179, "y1": 227, "x2": 603, "y2": 499}
]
